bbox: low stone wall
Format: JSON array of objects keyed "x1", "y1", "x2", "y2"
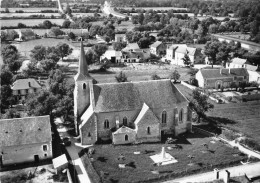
[
  {"x1": 81, "y1": 154, "x2": 102, "y2": 183},
  {"x1": 192, "y1": 126, "x2": 215, "y2": 137}
]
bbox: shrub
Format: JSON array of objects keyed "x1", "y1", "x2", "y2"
[
  {"x1": 221, "y1": 129, "x2": 240, "y2": 141},
  {"x1": 240, "y1": 138, "x2": 260, "y2": 152}
]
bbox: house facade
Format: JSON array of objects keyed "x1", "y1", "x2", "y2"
[
  {"x1": 0, "y1": 116, "x2": 52, "y2": 166},
  {"x1": 100, "y1": 50, "x2": 122, "y2": 63},
  {"x1": 196, "y1": 68, "x2": 249, "y2": 89},
  {"x1": 173, "y1": 46, "x2": 198, "y2": 66},
  {"x1": 115, "y1": 34, "x2": 126, "y2": 43},
  {"x1": 166, "y1": 44, "x2": 186, "y2": 62},
  {"x1": 74, "y1": 42, "x2": 191, "y2": 145},
  {"x1": 150, "y1": 41, "x2": 166, "y2": 56},
  {"x1": 11, "y1": 78, "x2": 41, "y2": 101}
]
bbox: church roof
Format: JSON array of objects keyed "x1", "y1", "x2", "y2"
[
  {"x1": 134, "y1": 103, "x2": 159, "y2": 125},
  {"x1": 113, "y1": 126, "x2": 135, "y2": 135},
  {"x1": 92, "y1": 79, "x2": 187, "y2": 113},
  {"x1": 0, "y1": 116, "x2": 51, "y2": 147}
]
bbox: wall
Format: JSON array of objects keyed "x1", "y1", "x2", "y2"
[
  {"x1": 2, "y1": 141, "x2": 52, "y2": 166},
  {"x1": 80, "y1": 113, "x2": 97, "y2": 145},
  {"x1": 112, "y1": 130, "x2": 136, "y2": 145},
  {"x1": 248, "y1": 70, "x2": 260, "y2": 83}
]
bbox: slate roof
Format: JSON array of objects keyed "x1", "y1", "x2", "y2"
[
  {"x1": 0, "y1": 116, "x2": 52, "y2": 147},
  {"x1": 199, "y1": 68, "x2": 249, "y2": 79},
  {"x1": 231, "y1": 57, "x2": 247, "y2": 65},
  {"x1": 175, "y1": 46, "x2": 197, "y2": 56},
  {"x1": 150, "y1": 41, "x2": 162, "y2": 48},
  {"x1": 134, "y1": 103, "x2": 159, "y2": 125},
  {"x1": 102, "y1": 50, "x2": 122, "y2": 58},
  {"x1": 92, "y1": 79, "x2": 187, "y2": 113},
  {"x1": 11, "y1": 78, "x2": 41, "y2": 90},
  {"x1": 113, "y1": 126, "x2": 135, "y2": 135},
  {"x1": 168, "y1": 44, "x2": 187, "y2": 50}
]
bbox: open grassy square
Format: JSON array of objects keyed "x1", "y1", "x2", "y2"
[{"x1": 83, "y1": 133, "x2": 246, "y2": 183}]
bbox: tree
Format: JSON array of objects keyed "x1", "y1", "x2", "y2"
[
  {"x1": 138, "y1": 13, "x2": 144, "y2": 25},
  {"x1": 43, "y1": 20, "x2": 53, "y2": 29},
  {"x1": 169, "y1": 70, "x2": 180, "y2": 83},
  {"x1": 48, "y1": 27, "x2": 64, "y2": 38},
  {"x1": 5, "y1": 8, "x2": 9, "y2": 13},
  {"x1": 55, "y1": 43, "x2": 73, "y2": 61},
  {"x1": 115, "y1": 71, "x2": 128, "y2": 82},
  {"x1": 182, "y1": 53, "x2": 192, "y2": 66},
  {"x1": 68, "y1": 32, "x2": 76, "y2": 40},
  {"x1": 1, "y1": 109, "x2": 21, "y2": 119},
  {"x1": 204, "y1": 39, "x2": 221, "y2": 68},
  {"x1": 0, "y1": 85, "x2": 12, "y2": 112},
  {"x1": 151, "y1": 74, "x2": 161, "y2": 80},
  {"x1": 62, "y1": 20, "x2": 71, "y2": 28},
  {"x1": 1, "y1": 44, "x2": 22, "y2": 73},
  {"x1": 92, "y1": 44, "x2": 108, "y2": 60},
  {"x1": 1, "y1": 67, "x2": 13, "y2": 86},
  {"x1": 137, "y1": 37, "x2": 151, "y2": 49},
  {"x1": 189, "y1": 89, "x2": 214, "y2": 123},
  {"x1": 1, "y1": 30, "x2": 7, "y2": 42},
  {"x1": 39, "y1": 59, "x2": 57, "y2": 73},
  {"x1": 112, "y1": 42, "x2": 126, "y2": 51},
  {"x1": 30, "y1": 45, "x2": 46, "y2": 61},
  {"x1": 17, "y1": 23, "x2": 26, "y2": 28},
  {"x1": 65, "y1": 5, "x2": 72, "y2": 16}
]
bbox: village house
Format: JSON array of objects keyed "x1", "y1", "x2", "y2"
[
  {"x1": 100, "y1": 50, "x2": 122, "y2": 63},
  {"x1": 74, "y1": 42, "x2": 191, "y2": 145},
  {"x1": 122, "y1": 43, "x2": 140, "y2": 52},
  {"x1": 0, "y1": 116, "x2": 52, "y2": 166},
  {"x1": 11, "y1": 78, "x2": 42, "y2": 101},
  {"x1": 166, "y1": 44, "x2": 186, "y2": 63},
  {"x1": 226, "y1": 58, "x2": 260, "y2": 84},
  {"x1": 114, "y1": 34, "x2": 126, "y2": 43},
  {"x1": 196, "y1": 68, "x2": 249, "y2": 89},
  {"x1": 173, "y1": 45, "x2": 199, "y2": 66},
  {"x1": 121, "y1": 49, "x2": 150, "y2": 63},
  {"x1": 150, "y1": 41, "x2": 166, "y2": 56}
]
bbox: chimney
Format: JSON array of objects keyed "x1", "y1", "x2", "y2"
[{"x1": 223, "y1": 170, "x2": 230, "y2": 183}]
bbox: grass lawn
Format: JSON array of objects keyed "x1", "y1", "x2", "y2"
[
  {"x1": 175, "y1": 84, "x2": 260, "y2": 142},
  {"x1": 92, "y1": 20, "x2": 135, "y2": 31},
  {"x1": 84, "y1": 133, "x2": 246, "y2": 183}
]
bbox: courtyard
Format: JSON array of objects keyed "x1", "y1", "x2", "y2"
[{"x1": 83, "y1": 133, "x2": 247, "y2": 183}]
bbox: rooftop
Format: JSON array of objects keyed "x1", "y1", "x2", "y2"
[
  {"x1": 150, "y1": 41, "x2": 162, "y2": 48},
  {"x1": 11, "y1": 78, "x2": 41, "y2": 90},
  {"x1": 0, "y1": 115, "x2": 52, "y2": 147},
  {"x1": 199, "y1": 68, "x2": 249, "y2": 79}
]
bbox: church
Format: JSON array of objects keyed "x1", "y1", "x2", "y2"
[{"x1": 74, "y1": 42, "x2": 192, "y2": 145}]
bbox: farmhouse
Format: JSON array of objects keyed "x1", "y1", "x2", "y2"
[
  {"x1": 121, "y1": 49, "x2": 150, "y2": 62},
  {"x1": 173, "y1": 46, "x2": 199, "y2": 66},
  {"x1": 114, "y1": 34, "x2": 126, "y2": 43},
  {"x1": 150, "y1": 41, "x2": 166, "y2": 56},
  {"x1": 0, "y1": 116, "x2": 52, "y2": 166},
  {"x1": 11, "y1": 78, "x2": 42, "y2": 101},
  {"x1": 196, "y1": 68, "x2": 249, "y2": 89},
  {"x1": 100, "y1": 50, "x2": 122, "y2": 63},
  {"x1": 74, "y1": 42, "x2": 191, "y2": 145},
  {"x1": 166, "y1": 44, "x2": 186, "y2": 62}
]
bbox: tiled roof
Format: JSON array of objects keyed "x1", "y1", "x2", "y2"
[
  {"x1": 150, "y1": 41, "x2": 162, "y2": 48},
  {"x1": 168, "y1": 44, "x2": 187, "y2": 50},
  {"x1": 231, "y1": 57, "x2": 247, "y2": 65},
  {"x1": 103, "y1": 50, "x2": 122, "y2": 58},
  {"x1": 134, "y1": 103, "x2": 159, "y2": 125},
  {"x1": 175, "y1": 46, "x2": 188, "y2": 54},
  {"x1": 187, "y1": 47, "x2": 197, "y2": 56},
  {"x1": 175, "y1": 46, "x2": 197, "y2": 56},
  {"x1": 199, "y1": 68, "x2": 249, "y2": 79},
  {"x1": 92, "y1": 79, "x2": 187, "y2": 113},
  {"x1": 0, "y1": 116, "x2": 52, "y2": 147},
  {"x1": 11, "y1": 78, "x2": 41, "y2": 90},
  {"x1": 246, "y1": 64, "x2": 258, "y2": 71},
  {"x1": 122, "y1": 43, "x2": 140, "y2": 52},
  {"x1": 113, "y1": 126, "x2": 135, "y2": 135}
]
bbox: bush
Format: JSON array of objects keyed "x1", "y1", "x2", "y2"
[
  {"x1": 221, "y1": 129, "x2": 241, "y2": 141},
  {"x1": 240, "y1": 138, "x2": 260, "y2": 152}
]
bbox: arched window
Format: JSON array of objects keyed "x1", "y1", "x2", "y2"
[
  {"x1": 174, "y1": 108, "x2": 178, "y2": 125},
  {"x1": 179, "y1": 108, "x2": 183, "y2": 123},
  {"x1": 83, "y1": 83, "x2": 86, "y2": 89},
  {"x1": 162, "y1": 111, "x2": 167, "y2": 123},
  {"x1": 104, "y1": 119, "x2": 109, "y2": 129},
  {"x1": 123, "y1": 117, "x2": 127, "y2": 126},
  {"x1": 125, "y1": 134, "x2": 128, "y2": 141},
  {"x1": 147, "y1": 127, "x2": 150, "y2": 135}
]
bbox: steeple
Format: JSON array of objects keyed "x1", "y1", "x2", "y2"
[{"x1": 75, "y1": 41, "x2": 91, "y2": 81}]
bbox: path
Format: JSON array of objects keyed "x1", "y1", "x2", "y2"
[{"x1": 164, "y1": 161, "x2": 260, "y2": 183}]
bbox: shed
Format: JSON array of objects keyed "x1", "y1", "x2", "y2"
[{"x1": 52, "y1": 154, "x2": 68, "y2": 173}]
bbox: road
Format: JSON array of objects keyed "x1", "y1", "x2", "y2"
[{"x1": 164, "y1": 162, "x2": 260, "y2": 183}]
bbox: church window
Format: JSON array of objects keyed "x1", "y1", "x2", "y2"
[
  {"x1": 147, "y1": 127, "x2": 151, "y2": 135},
  {"x1": 125, "y1": 134, "x2": 128, "y2": 141},
  {"x1": 179, "y1": 108, "x2": 183, "y2": 123},
  {"x1": 162, "y1": 111, "x2": 167, "y2": 123},
  {"x1": 83, "y1": 83, "x2": 86, "y2": 89},
  {"x1": 104, "y1": 120, "x2": 109, "y2": 129},
  {"x1": 123, "y1": 117, "x2": 127, "y2": 126}
]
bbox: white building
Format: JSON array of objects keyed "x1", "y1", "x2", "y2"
[
  {"x1": 100, "y1": 50, "x2": 122, "y2": 63},
  {"x1": 173, "y1": 46, "x2": 198, "y2": 66}
]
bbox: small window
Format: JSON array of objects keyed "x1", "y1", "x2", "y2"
[
  {"x1": 44, "y1": 153, "x2": 47, "y2": 157},
  {"x1": 162, "y1": 111, "x2": 167, "y2": 123},
  {"x1": 179, "y1": 108, "x2": 183, "y2": 123},
  {"x1": 104, "y1": 119, "x2": 109, "y2": 129},
  {"x1": 26, "y1": 89, "x2": 29, "y2": 94},
  {"x1": 244, "y1": 76, "x2": 247, "y2": 79},
  {"x1": 18, "y1": 90, "x2": 21, "y2": 95},
  {"x1": 234, "y1": 76, "x2": 237, "y2": 80},
  {"x1": 125, "y1": 134, "x2": 128, "y2": 141},
  {"x1": 88, "y1": 132, "x2": 91, "y2": 137},
  {"x1": 43, "y1": 145, "x2": 47, "y2": 152},
  {"x1": 147, "y1": 127, "x2": 150, "y2": 135},
  {"x1": 83, "y1": 83, "x2": 86, "y2": 89},
  {"x1": 34, "y1": 89, "x2": 37, "y2": 92},
  {"x1": 123, "y1": 117, "x2": 127, "y2": 126}
]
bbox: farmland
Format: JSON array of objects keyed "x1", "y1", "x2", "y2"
[
  {"x1": 1, "y1": 19, "x2": 64, "y2": 27},
  {"x1": 84, "y1": 133, "x2": 246, "y2": 183}
]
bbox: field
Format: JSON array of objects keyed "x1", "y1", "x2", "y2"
[
  {"x1": 175, "y1": 84, "x2": 260, "y2": 142},
  {"x1": 0, "y1": 12, "x2": 101, "y2": 18},
  {"x1": 84, "y1": 133, "x2": 246, "y2": 183},
  {"x1": 92, "y1": 20, "x2": 135, "y2": 31},
  {"x1": 121, "y1": 7, "x2": 188, "y2": 11},
  {"x1": 0, "y1": 7, "x2": 58, "y2": 13},
  {"x1": 1, "y1": 19, "x2": 64, "y2": 27}
]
